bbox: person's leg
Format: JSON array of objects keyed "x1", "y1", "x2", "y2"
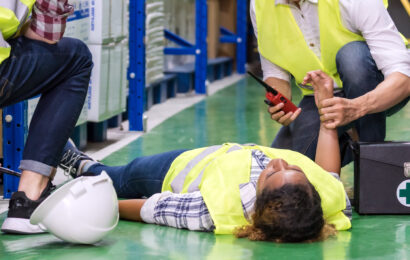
[
  {"x1": 85, "y1": 150, "x2": 187, "y2": 198},
  {"x1": 0, "y1": 36, "x2": 92, "y2": 233},
  {"x1": 0, "y1": 36, "x2": 92, "y2": 199},
  {"x1": 336, "y1": 41, "x2": 387, "y2": 165},
  {"x1": 272, "y1": 96, "x2": 320, "y2": 161}
]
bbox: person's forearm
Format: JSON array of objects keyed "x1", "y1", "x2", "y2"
[
  {"x1": 315, "y1": 124, "x2": 341, "y2": 174},
  {"x1": 353, "y1": 72, "x2": 410, "y2": 115},
  {"x1": 265, "y1": 77, "x2": 292, "y2": 100},
  {"x1": 24, "y1": 27, "x2": 57, "y2": 44},
  {"x1": 118, "y1": 199, "x2": 146, "y2": 222}
]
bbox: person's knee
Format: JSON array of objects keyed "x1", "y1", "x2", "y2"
[
  {"x1": 74, "y1": 39, "x2": 93, "y2": 70},
  {"x1": 336, "y1": 41, "x2": 383, "y2": 94},
  {"x1": 62, "y1": 38, "x2": 93, "y2": 71}
]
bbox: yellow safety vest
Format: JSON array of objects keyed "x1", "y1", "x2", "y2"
[
  {"x1": 162, "y1": 143, "x2": 351, "y2": 234},
  {"x1": 254, "y1": 0, "x2": 399, "y2": 96},
  {"x1": 0, "y1": 0, "x2": 35, "y2": 64}
]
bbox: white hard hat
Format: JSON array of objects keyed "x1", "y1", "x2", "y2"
[{"x1": 30, "y1": 171, "x2": 119, "y2": 244}]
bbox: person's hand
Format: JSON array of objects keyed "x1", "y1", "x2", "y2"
[
  {"x1": 303, "y1": 70, "x2": 363, "y2": 129},
  {"x1": 268, "y1": 103, "x2": 302, "y2": 126},
  {"x1": 303, "y1": 70, "x2": 334, "y2": 108},
  {"x1": 303, "y1": 70, "x2": 340, "y2": 128},
  {"x1": 318, "y1": 97, "x2": 362, "y2": 129},
  {"x1": 24, "y1": 25, "x2": 57, "y2": 44}
]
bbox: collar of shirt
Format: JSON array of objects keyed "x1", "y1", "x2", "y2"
[
  {"x1": 239, "y1": 150, "x2": 272, "y2": 221},
  {"x1": 274, "y1": 0, "x2": 318, "y2": 6}
]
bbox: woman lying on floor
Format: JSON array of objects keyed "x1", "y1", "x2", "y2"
[{"x1": 61, "y1": 70, "x2": 351, "y2": 243}]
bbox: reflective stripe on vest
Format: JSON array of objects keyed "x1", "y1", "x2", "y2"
[
  {"x1": 255, "y1": 0, "x2": 365, "y2": 95},
  {"x1": 186, "y1": 145, "x2": 245, "y2": 193},
  {"x1": 163, "y1": 143, "x2": 351, "y2": 233},
  {"x1": 226, "y1": 144, "x2": 243, "y2": 153},
  {"x1": 170, "y1": 145, "x2": 223, "y2": 193},
  {"x1": 0, "y1": 34, "x2": 11, "y2": 65},
  {"x1": 0, "y1": 0, "x2": 34, "y2": 39}
]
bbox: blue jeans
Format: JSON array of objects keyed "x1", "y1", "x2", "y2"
[
  {"x1": 272, "y1": 41, "x2": 409, "y2": 167},
  {"x1": 0, "y1": 36, "x2": 93, "y2": 177},
  {"x1": 86, "y1": 150, "x2": 187, "y2": 198}
]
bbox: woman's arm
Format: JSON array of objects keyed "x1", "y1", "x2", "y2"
[
  {"x1": 316, "y1": 124, "x2": 341, "y2": 175},
  {"x1": 117, "y1": 191, "x2": 214, "y2": 231},
  {"x1": 303, "y1": 71, "x2": 341, "y2": 174},
  {"x1": 118, "y1": 199, "x2": 147, "y2": 222}
]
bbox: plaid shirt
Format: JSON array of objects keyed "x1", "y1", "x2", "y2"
[
  {"x1": 140, "y1": 150, "x2": 352, "y2": 231},
  {"x1": 30, "y1": 0, "x2": 73, "y2": 41}
]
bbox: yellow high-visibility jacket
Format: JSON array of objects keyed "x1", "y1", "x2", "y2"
[
  {"x1": 0, "y1": 0, "x2": 35, "y2": 65},
  {"x1": 254, "y1": 0, "x2": 405, "y2": 96},
  {"x1": 162, "y1": 143, "x2": 351, "y2": 234}
]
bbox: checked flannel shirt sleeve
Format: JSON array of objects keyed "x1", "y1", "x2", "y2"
[
  {"x1": 140, "y1": 191, "x2": 215, "y2": 231},
  {"x1": 30, "y1": 0, "x2": 74, "y2": 41}
]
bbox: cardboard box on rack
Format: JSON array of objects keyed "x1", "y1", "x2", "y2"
[
  {"x1": 123, "y1": 0, "x2": 129, "y2": 37},
  {"x1": 110, "y1": 0, "x2": 124, "y2": 41},
  {"x1": 146, "y1": 0, "x2": 165, "y2": 85},
  {"x1": 108, "y1": 44, "x2": 125, "y2": 115},
  {"x1": 88, "y1": 0, "x2": 111, "y2": 44},
  {"x1": 87, "y1": 44, "x2": 111, "y2": 122},
  {"x1": 66, "y1": 0, "x2": 90, "y2": 42},
  {"x1": 121, "y1": 40, "x2": 129, "y2": 108},
  {"x1": 88, "y1": 42, "x2": 127, "y2": 122}
]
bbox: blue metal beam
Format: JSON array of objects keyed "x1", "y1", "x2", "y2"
[
  {"x1": 236, "y1": 0, "x2": 248, "y2": 74},
  {"x1": 164, "y1": 47, "x2": 196, "y2": 55},
  {"x1": 2, "y1": 102, "x2": 25, "y2": 198},
  {"x1": 220, "y1": 27, "x2": 236, "y2": 36},
  {"x1": 194, "y1": 0, "x2": 207, "y2": 94},
  {"x1": 220, "y1": 35, "x2": 238, "y2": 43},
  {"x1": 218, "y1": 2, "x2": 248, "y2": 74},
  {"x1": 128, "y1": 0, "x2": 145, "y2": 131},
  {"x1": 164, "y1": 29, "x2": 194, "y2": 47}
]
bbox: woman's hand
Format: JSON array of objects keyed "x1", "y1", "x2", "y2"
[
  {"x1": 302, "y1": 70, "x2": 334, "y2": 109},
  {"x1": 304, "y1": 71, "x2": 341, "y2": 174}
]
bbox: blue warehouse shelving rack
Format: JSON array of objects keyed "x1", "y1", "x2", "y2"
[
  {"x1": 128, "y1": 0, "x2": 208, "y2": 131},
  {"x1": 128, "y1": 0, "x2": 248, "y2": 130},
  {"x1": 127, "y1": 0, "x2": 146, "y2": 131},
  {"x1": 163, "y1": 0, "x2": 208, "y2": 94}
]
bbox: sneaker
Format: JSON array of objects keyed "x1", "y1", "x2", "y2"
[
  {"x1": 59, "y1": 139, "x2": 94, "y2": 178},
  {"x1": 1, "y1": 181, "x2": 55, "y2": 234}
]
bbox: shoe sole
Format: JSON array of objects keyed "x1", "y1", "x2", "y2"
[{"x1": 1, "y1": 217, "x2": 46, "y2": 234}]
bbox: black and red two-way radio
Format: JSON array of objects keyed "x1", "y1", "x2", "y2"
[{"x1": 248, "y1": 71, "x2": 298, "y2": 114}]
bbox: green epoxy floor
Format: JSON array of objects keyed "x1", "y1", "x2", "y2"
[{"x1": 1, "y1": 77, "x2": 410, "y2": 259}]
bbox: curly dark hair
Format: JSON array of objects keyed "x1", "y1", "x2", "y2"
[{"x1": 235, "y1": 183, "x2": 336, "y2": 243}]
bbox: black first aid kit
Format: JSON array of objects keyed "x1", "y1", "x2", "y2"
[{"x1": 353, "y1": 142, "x2": 410, "y2": 214}]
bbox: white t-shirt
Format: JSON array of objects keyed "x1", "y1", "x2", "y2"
[{"x1": 250, "y1": 0, "x2": 410, "y2": 83}]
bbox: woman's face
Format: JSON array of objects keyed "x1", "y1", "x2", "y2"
[{"x1": 257, "y1": 158, "x2": 309, "y2": 193}]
